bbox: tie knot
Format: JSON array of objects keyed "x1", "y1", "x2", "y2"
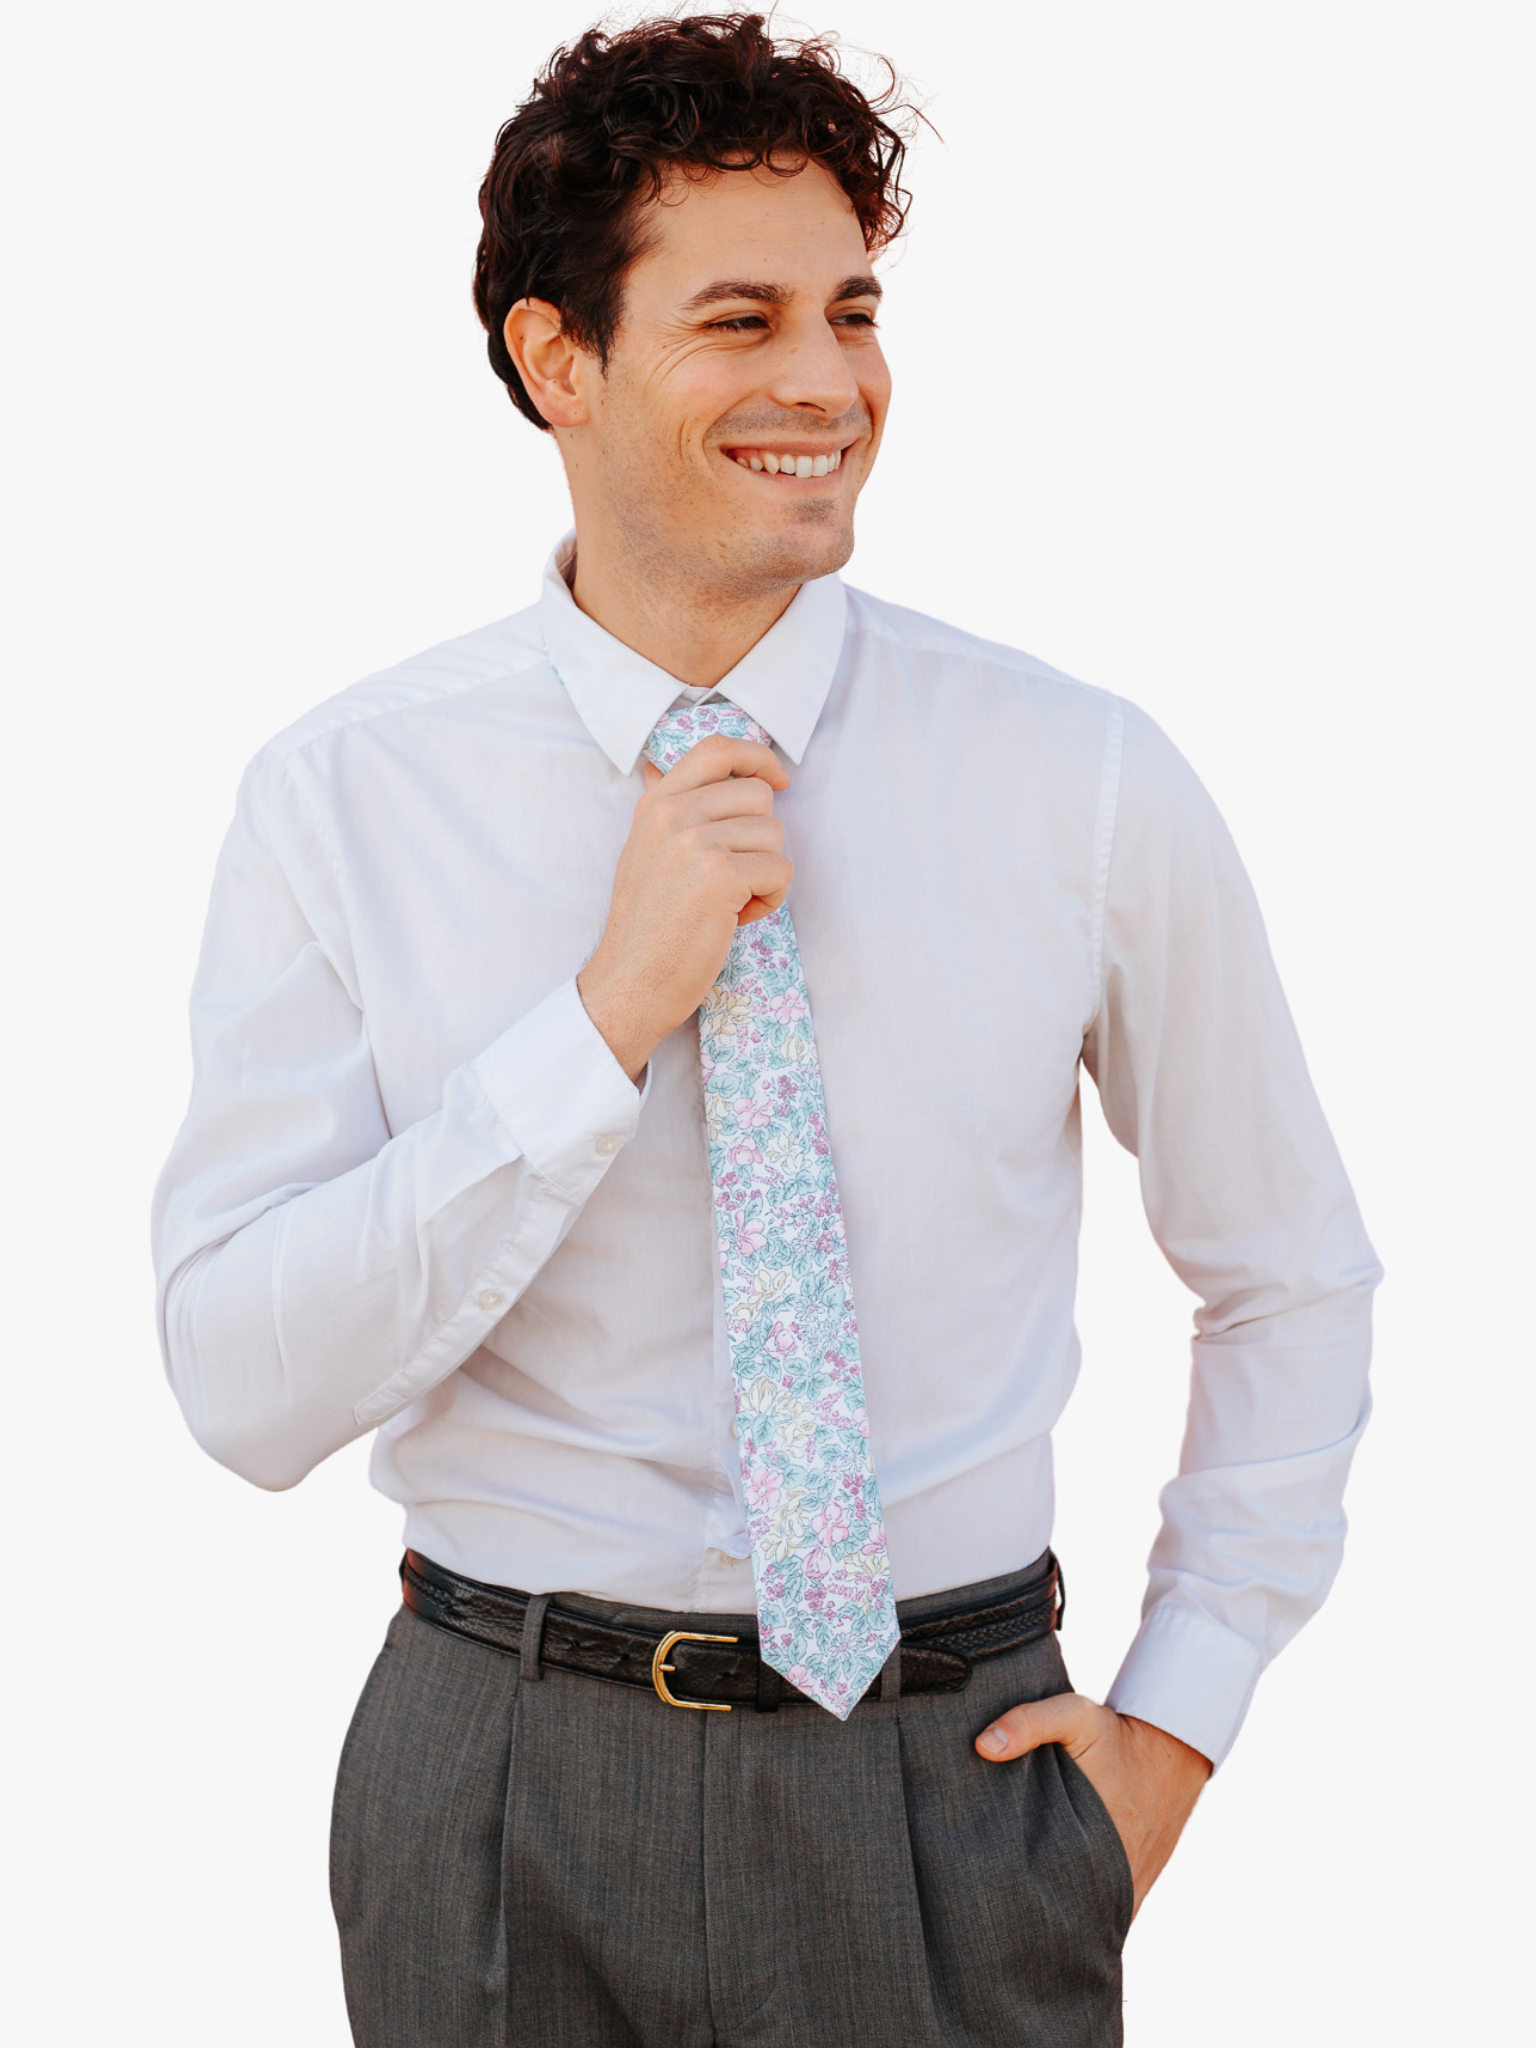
[{"x1": 644, "y1": 700, "x2": 771, "y2": 775}]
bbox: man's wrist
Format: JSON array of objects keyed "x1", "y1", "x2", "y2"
[
  {"x1": 1120, "y1": 1712, "x2": 1213, "y2": 1783},
  {"x1": 576, "y1": 964, "x2": 659, "y2": 1084}
]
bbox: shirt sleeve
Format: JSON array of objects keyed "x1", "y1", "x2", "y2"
[
  {"x1": 151, "y1": 748, "x2": 644, "y2": 1491},
  {"x1": 1082, "y1": 703, "x2": 1382, "y2": 1768}
]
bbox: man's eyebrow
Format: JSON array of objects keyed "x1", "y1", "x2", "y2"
[
  {"x1": 682, "y1": 280, "x2": 792, "y2": 312},
  {"x1": 680, "y1": 274, "x2": 883, "y2": 313}
]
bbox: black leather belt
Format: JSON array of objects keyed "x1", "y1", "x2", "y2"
[{"x1": 401, "y1": 1548, "x2": 1062, "y2": 1713}]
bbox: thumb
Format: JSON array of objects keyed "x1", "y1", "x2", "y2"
[{"x1": 975, "y1": 1691, "x2": 1103, "y2": 1763}]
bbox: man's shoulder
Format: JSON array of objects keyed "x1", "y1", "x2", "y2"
[
  {"x1": 257, "y1": 601, "x2": 552, "y2": 770},
  {"x1": 843, "y1": 584, "x2": 1113, "y2": 711}
]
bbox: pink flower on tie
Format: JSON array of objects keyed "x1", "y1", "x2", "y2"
[
  {"x1": 735, "y1": 1096, "x2": 773, "y2": 1129},
  {"x1": 812, "y1": 1503, "x2": 850, "y2": 1547},
  {"x1": 737, "y1": 1219, "x2": 766, "y2": 1255},
  {"x1": 745, "y1": 1466, "x2": 783, "y2": 1512},
  {"x1": 769, "y1": 987, "x2": 809, "y2": 1025},
  {"x1": 806, "y1": 1546, "x2": 833, "y2": 1578},
  {"x1": 766, "y1": 1319, "x2": 797, "y2": 1358}
]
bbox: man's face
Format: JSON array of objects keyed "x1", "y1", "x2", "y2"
[{"x1": 565, "y1": 159, "x2": 891, "y2": 598}]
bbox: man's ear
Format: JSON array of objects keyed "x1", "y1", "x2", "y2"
[{"x1": 505, "y1": 298, "x2": 593, "y2": 430}]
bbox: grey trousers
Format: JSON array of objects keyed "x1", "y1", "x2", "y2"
[{"x1": 331, "y1": 1565, "x2": 1132, "y2": 2047}]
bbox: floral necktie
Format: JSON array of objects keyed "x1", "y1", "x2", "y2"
[{"x1": 645, "y1": 701, "x2": 900, "y2": 1718}]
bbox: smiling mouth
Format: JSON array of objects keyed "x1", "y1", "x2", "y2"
[{"x1": 720, "y1": 445, "x2": 847, "y2": 477}]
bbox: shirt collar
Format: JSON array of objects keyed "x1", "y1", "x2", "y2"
[{"x1": 538, "y1": 531, "x2": 848, "y2": 774}]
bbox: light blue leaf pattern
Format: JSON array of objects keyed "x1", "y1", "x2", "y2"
[{"x1": 646, "y1": 703, "x2": 900, "y2": 1717}]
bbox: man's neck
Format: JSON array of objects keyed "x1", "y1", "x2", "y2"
[{"x1": 568, "y1": 531, "x2": 799, "y2": 691}]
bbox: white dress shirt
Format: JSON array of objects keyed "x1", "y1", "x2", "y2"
[{"x1": 152, "y1": 536, "x2": 1380, "y2": 1765}]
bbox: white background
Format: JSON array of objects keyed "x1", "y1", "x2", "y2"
[{"x1": 4, "y1": 2, "x2": 1532, "y2": 2040}]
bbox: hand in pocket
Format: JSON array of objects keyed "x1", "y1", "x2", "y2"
[{"x1": 975, "y1": 1692, "x2": 1211, "y2": 1917}]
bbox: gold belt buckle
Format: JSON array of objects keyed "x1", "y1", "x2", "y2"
[{"x1": 651, "y1": 1629, "x2": 738, "y2": 1711}]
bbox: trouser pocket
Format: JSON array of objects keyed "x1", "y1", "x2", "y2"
[{"x1": 896, "y1": 1634, "x2": 1131, "y2": 2045}]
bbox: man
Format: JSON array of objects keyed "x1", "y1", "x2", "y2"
[{"x1": 153, "y1": 14, "x2": 1379, "y2": 2045}]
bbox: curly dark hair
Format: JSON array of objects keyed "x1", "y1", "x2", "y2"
[{"x1": 473, "y1": 12, "x2": 916, "y2": 429}]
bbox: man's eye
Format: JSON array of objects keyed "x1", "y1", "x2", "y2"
[
  {"x1": 710, "y1": 314, "x2": 770, "y2": 332},
  {"x1": 835, "y1": 311, "x2": 878, "y2": 329}
]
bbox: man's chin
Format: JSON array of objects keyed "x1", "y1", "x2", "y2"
[{"x1": 729, "y1": 511, "x2": 856, "y2": 593}]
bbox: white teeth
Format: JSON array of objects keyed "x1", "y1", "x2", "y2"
[{"x1": 731, "y1": 447, "x2": 847, "y2": 474}]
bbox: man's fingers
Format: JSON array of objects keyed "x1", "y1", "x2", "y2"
[
  {"x1": 657, "y1": 734, "x2": 789, "y2": 794},
  {"x1": 700, "y1": 817, "x2": 786, "y2": 859},
  {"x1": 975, "y1": 1692, "x2": 1105, "y2": 1763},
  {"x1": 665, "y1": 776, "x2": 778, "y2": 825},
  {"x1": 737, "y1": 889, "x2": 789, "y2": 926},
  {"x1": 729, "y1": 850, "x2": 793, "y2": 913}
]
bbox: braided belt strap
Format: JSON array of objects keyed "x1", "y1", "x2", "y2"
[{"x1": 400, "y1": 1551, "x2": 1061, "y2": 1714}]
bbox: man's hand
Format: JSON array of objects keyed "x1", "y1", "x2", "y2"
[
  {"x1": 578, "y1": 736, "x2": 792, "y2": 1080},
  {"x1": 976, "y1": 1695, "x2": 1211, "y2": 1917}
]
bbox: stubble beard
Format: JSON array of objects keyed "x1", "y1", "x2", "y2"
[
  {"x1": 719, "y1": 496, "x2": 857, "y2": 597},
  {"x1": 610, "y1": 459, "x2": 858, "y2": 614}
]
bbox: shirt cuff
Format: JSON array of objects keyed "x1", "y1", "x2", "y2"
[
  {"x1": 469, "y1": 978, "x2": 644, "y2": 1202},
  {"x1": 1104, "y1": 1603, "x2": 1266, "y2": 1769}
]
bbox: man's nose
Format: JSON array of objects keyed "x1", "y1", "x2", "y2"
[{"x1": 761, "y1": 313, "x2": 862, "y2": 417}]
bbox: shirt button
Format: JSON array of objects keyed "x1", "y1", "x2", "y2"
[
  {"x1": 729, "y1": 1416, "x2": 740, "y2": 1439},
  {"x1": 478, "y1": 1289, "x2": 503, "y2": 1312},
  {"x1": 595, "y1": 1134, "x2": 623, "y2": 1157}
]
